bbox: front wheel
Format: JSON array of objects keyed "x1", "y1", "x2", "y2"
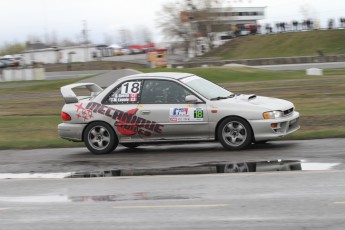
[
  {"x1": 218, "y1": 117, "x2": 252, "y2": 150},
  {"x1": 83, "y1": 122, "x2": 118, "y2": 155}
]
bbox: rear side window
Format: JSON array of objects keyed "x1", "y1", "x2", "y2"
[{"x1": 104, "y1": 80, "x2": 142, "y2": 104}]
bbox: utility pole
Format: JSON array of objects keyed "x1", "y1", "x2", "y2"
[
  {"x1": 82, "y1": 20, "x2": 89, "y2": 63},
  {"x1": 186, "y1": 0, "x2": 197, "y2": 58},
  {"x1": 120, "y1": 29, "x2": 126, "y2": 48}
]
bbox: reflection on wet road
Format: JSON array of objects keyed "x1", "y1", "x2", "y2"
[
  {"x1": 0, "y1": 193, "x2": 190, "y2": 203},
  {"x1": 0, "y1": 160, "x2": 340, "y2": 179},
  {"x1": 0, "y1": 139, "x2": 343, "y2": 179}
]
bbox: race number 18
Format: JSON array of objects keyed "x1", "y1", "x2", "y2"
[
  {"x1": 194, "y1": 109, "x2": 203, "y2": 118},
  {"x1": 121, "y1": 82, "x2": 141, "y2": 94}
]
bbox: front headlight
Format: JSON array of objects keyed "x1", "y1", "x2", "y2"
[{"x1": 263, "y1": 111, "x2": 284, "y2": 119}]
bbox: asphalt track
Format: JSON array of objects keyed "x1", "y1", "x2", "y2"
[
  {"x1": 1, "y1": 139, "x2": 344, "y2": 229},
  {"x1": 1, "y1": 160, "x2": 345, "y2": 230}
]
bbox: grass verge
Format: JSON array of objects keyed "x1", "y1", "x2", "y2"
[{"x1": 203, "y1": 30, "x2": 345, "y2": 59}]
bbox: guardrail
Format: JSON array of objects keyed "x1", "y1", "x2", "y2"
[
  {"x1": 171, "y1": 54, "x2": 345, "y2": 68},
  {"x1": 0, "y1": 68, "x2": 45, "y2": 82}
]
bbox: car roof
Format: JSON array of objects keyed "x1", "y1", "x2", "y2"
[{"x1": 120, "y1": 72, "x2": 195, "y2": 81}]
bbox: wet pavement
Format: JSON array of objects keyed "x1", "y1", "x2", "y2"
[
  {"x1": 0, "y1": 138, "x2": 344, "y2": 179},
  {"x1": 0, "y1": 138, "x2": 345, "y2": 229},
  {"x1": 0, "y1": 160, "x2": 340, "y2": 179},
  {"x1": 1, "y1": 169, "x2": 345, "y2": 230}
]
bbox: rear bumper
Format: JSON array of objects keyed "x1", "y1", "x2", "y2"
[
  {"x1": 250, "y1": 111, "x2": 300, "y2": 142},
  {"x1": 58, "y1": 123, "x2": 87, "y2": 142}
]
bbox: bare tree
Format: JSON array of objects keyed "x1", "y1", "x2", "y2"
[
  {"x1": 134, "y1": 26, "x2": 153, "y2": 45},
  {"x1": 0, "y1": 42, "x2": 25, "y2": 56},
  {"x1": 60, "y1": 38, "x2": 77, "y2": 47},
  {"x1": 157, "y1": 0, "x2": 224, "y2": 55},
  {"x1": 157, "y1": 1, "x2": 193, "y2": 54}
]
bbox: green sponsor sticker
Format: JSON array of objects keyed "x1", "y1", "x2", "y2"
[{"x1": 194, "y1": 109, "x2": 203, "y2": 118}]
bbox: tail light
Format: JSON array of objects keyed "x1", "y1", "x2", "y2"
[{"x1": 61, "y1": 112, "x2": 72, "y2": 121}]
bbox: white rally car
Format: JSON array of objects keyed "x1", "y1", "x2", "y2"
[{"x1": 58, "y1": 72, "x2": 300, "y2": 154}]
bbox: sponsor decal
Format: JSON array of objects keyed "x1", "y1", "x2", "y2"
[
  {"x1": 194, "y1": 108, "x2": 204, "y2": 119},
  {"x1": 169, "y1": 107, "x2": 204, "y2": 122},
  {"x1": 173, "y1": 108, "x2": 189, "y2": 115},
  {"x1": 85, "y1": 102, "x2": 164, "y2": 137},
  {"x1": 129, "y1": 93, "x2": 138, "y2": 102},
  {"x1": 108, "y1": 93, "x2": 139, "y2": 103}
]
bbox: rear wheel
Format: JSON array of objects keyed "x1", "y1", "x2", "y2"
[
  {"x1": 218, "y1": 163, "x2": 249, "y2": 173},
  {"x1": 218, "y1": 117, "x2": 252, "y2": 150},
  {"x1": 84, "y1": 122, "x2": 118, "y2": 155}
]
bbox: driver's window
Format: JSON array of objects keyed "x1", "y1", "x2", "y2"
[
  {"x1": 105, "y1": 80, "x2": 142, "y2": 104},
  {"x1": 140, "y1": 80, "x2": 192, "y2": 104}
]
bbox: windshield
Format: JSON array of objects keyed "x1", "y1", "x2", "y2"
[{"x1": 181, "y1": 75, "x2": 233, "y2": 100}]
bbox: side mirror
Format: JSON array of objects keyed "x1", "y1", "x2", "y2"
[{"x1": 185, "y1": 95, "x2": 201, "y2": 103}]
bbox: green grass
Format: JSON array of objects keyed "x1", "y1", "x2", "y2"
[
  {"x1": 0, "y1": 75, "x2": 96, "y2": 93},
  {"x1": 140, "y1": 67, "x2": 307, "y2": 83},
  {"x1": 0, "y1": 67, "x2": 344, "y2": 149},
  {"x1": 204, "y1": 30, "x2": 345, "y2": 60},
  {"x1": 0, "y1": 116, "x2": 83, "y2": 149},
  {"x1": 289, "y1": 129, "x2": 345, "y2": 140}
]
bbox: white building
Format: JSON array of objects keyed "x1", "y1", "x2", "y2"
[
  {"x1": 22, "y1": 45, "x2": 114, "y2": 65},
  {"x1": 213, "y1": 7, "x2": 266, "y2": 25},
  {"x1": 184, "y1": 6, "x2": 266, "y2": 56}
]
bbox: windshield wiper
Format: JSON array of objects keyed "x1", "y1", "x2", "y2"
[{"x1": 210, "y1": 94, "x2": 235, "y2": 101}]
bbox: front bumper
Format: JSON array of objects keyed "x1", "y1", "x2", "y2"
[
  {"x1": 58, "y1": 123, "x2": 87, "y2": 142},
  {"x1": 249, "y1": 111, "x2": 300, "y2": 142}
]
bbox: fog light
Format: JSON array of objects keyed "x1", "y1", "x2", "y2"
[{"x1": 271, "y1": 123, "x2": 278, "y2": 129}]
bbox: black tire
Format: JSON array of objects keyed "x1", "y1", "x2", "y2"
[
  {"x1": 83, "y1": 122, "x2": 118, "y2": 155},
  {"x1": 217, "y1": 117, "x2": 252, "y2": 150},
  {"x1": 121, "y1": 143, "x2": 140, "y2": 149},
  {"x1": 254, "y1": 140, "x2": 268, "y2": 144},
  {"x1": 289, "y1": 162, "x2": 302, "y2": 171}
]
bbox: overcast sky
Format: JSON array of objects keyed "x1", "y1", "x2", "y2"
[{"x1": 1, "y1": 0, "x2": 344, "y2": 46}]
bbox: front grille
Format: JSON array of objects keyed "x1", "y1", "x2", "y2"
[{"x1": 283, "y1": 108, "x2": 294, "y2": 116}]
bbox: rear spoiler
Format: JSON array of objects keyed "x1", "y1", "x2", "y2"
[{"x1": 60, "y1": 83, "x2": 103, "y2": 104}]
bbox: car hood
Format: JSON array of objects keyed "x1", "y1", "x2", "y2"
[{"x1": 221, "y1": 94, "x2": 294, "y2": 111}]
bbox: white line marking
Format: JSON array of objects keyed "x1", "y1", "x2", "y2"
[
  {"x1": 113, "y1": 204, "x2": 227, "y2": 209},
  {"x1": 334, "y1": 202, "x2": 345, "y2": 204}
]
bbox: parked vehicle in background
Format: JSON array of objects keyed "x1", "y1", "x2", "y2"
[
  {"x1": 0, "y1": 58, "x2": 19, "y2": 67},
  {"x1": 121, "y1": 48, "x2": 131, "y2": 55},
  {"x1": 0, "y1": 60, "x2": 8, "y2": 68},
  {"x1": 58, "y1": 72, "x2": 300, "y2": 155},
  {"x1": 130, "y1": 49, "x2": 142, "y2": 54},
  {"x1": 114, "y1": 49, "x2": 124, "y2": 56}
]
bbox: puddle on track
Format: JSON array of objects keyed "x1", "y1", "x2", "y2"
[
  {"x1": 0, "y1": 160, "x2": 341, "y2": 180},
  {"x1": 0, "y1": 193, "x2": 190, "y2": 203}
]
